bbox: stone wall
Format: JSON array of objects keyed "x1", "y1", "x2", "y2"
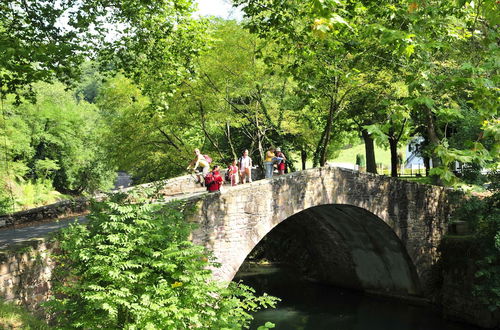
[
  {"x1": 0, "y1": 198, "x2": 89, "y2": 229},
  {"x1": 0, "y1": 239, "x2": 55, "y2": 311}
]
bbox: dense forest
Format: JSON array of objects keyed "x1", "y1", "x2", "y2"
[{"x1": 1, "y1": 0, "x2": 498, "y2": 214}]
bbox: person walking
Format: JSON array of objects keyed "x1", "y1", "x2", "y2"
[
  {"x1": 264, "y1": 147, "x2": 275, "y2": 179},
  {"x1": 187, "y1": 148, "x2": 210, "y2": 185},
  {"x1": 205, "y1": 165, "x2": 223, "y2": 192},
  {"x1": 275, "y1": 147, "x2": 287, "y2": 175},
  {"x1": 228, "y1": 160, "x2": 239, "y2": 186},
  {"x1": 238, "y1": 149, "x2": 253, "y2": 184}
]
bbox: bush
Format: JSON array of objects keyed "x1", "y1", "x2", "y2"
[
  {"x1": 460, "y1": 163, "x2": 488, "y2": 186},
  {"x1": 46, "y1": 193, "x2": 277, "y2": 329},
  {"x1": 355, "y1": 154, "x2": 365, "y2": 167},
  {"x1": 451, "y1": 195, "x2": 486, "y2": 232},
  {"x1": 450, "y1": 171, "x2": 500, "y2": 311},
  {"x1": 473, "y1": 172, "x2": 500, "y2": 311}
]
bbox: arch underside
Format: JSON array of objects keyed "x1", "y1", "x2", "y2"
[{"x1": 238, "y1": 204, "x2": 421, "y2": 296}]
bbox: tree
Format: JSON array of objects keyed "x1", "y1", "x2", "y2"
[
  {"x1": 233, "y1": 0, "x2": 415, "y2": 168},
  {"x1": 0, "y1": 0, "x2": 206, "y2": 105},
  {"x1": 0, "y1": 82, "x2": 115, "y2": 198},
  {"x1": 98, "y1": 20, "x2": 316, "y2": 181},
  {"x1": 0, "y1": 0, "x2": 93, "y2": 102},
  {"x1": 393, "y1": 0, "x2": 499, "y2": 183}
]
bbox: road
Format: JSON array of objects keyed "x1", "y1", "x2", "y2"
[{"x1": 0, "y1": 216, "x2": 87, "y2": 250}]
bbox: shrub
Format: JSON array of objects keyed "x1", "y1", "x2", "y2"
[
  {"x1": 355, "y1": 154, "x2": 365, "y2": 167},
  {"x1": 46, "y1": 193, "x2": 277, "y2": 329},
  {"x1": 450, "y1": 171, "x2": 500, "y2": 311}
]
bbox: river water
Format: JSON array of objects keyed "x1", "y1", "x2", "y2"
[{"x1": 234, "y1": 263, "x2": 480, "y2": 330}]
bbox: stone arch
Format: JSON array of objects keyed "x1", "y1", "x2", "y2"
[
  {"x1": 238, "y1": 204, "x2": 421, "y2": 296},
  {"x1": 189, "y1": 166, "x2": 450, "y2": 293}
]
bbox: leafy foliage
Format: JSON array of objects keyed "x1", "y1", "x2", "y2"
[
  {"x1": 234, "y1": 0, "x2": 499, "y2": 182},
  {"x1": 0, "y1": 0, "x2": 205, "y2": 105},
  {"x1": 473, "y1": 172, "x2": 500, "y2": 311},
  {"x1": 0, "y1": 82, "x2": 114, "y2": 213},
  {"x1": 451, "y1": 172, "x2": 500, "y2": 311},
  {"x1": 46, "y1": 194, "x2": 278, "y2": 328}
]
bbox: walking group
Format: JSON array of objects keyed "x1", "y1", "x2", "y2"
[{"x1": 187, "y1": 147, "x2": 287, "y2": 193}]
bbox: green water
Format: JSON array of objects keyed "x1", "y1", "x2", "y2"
[{"x1": 234, "y1": 263, "x2": 480, "y2": 330}]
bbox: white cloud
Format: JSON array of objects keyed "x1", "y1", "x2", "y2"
[{"x1": 194, "y1": 0, "x2": 243, "y2": 20}]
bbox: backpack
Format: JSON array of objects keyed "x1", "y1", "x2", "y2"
[
  {"x1": 204, "y1": 172, "x2": 215, "y2": 187},
  {"x1": 203, "y1": 154, "x2": 212, "y2": 164},
  {"x1": 224, "y1": 171, "x2": 230, "y2": 182}
]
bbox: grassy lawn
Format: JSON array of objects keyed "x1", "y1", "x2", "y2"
[
  {"x1": 330, "y1": 142, "x2": 405, "y2": 168},
  {"x1": 292, "y1": 142, "x2": 405, "y2": 171},
  {"x1": 0, "y1": 298, "x2": 49, "y2": 329}
]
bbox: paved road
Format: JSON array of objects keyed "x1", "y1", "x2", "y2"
[
  {"x1": 114, "y1": 172, "x2": 133, "y2": 189},
  {"x1": 0, "y1": 191, "x2": 207, "y2": 250},
  {"x1": 0, "y1": 216, "x2": 87, "y2": 250},
  {"x1": 0, "y1": 183, "x2": 214, "y2": 251}
]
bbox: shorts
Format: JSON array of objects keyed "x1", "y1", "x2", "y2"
[{"x1": 196, "y1": 166, "x2": 209, "y2": 176}]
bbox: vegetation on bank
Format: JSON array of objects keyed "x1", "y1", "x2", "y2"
[
  {"x1": 0, "y1": 82, "x2": 116, "y2": 214},
  {"x1": 444, "y1": 172, "x2": 500, "y2": 312},
  {"x1": 0, "y1": 298, "x2": 49, "y2": 329},
  {"x1": 45, "y1": 192, "x2": 278, "y2": 328}
]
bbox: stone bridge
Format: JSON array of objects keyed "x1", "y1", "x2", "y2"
[
  {"x1": 0, "y1": 165, "x2": 455, "y2": 307},
  {"x1": 181, "y1": 166, "x2": 454, "y2": 297}
]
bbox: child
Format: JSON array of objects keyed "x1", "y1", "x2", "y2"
[{"x1": 227, "y1": 160, "x2": 239, "y2": 186}]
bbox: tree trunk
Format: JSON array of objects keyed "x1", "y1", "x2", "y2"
[
  {"x1": 301, "y1": 149, "x2": 307, "y2": 170},
  {"x1": 424, "y1": 156, "x2": 430, "y2": 176},
  {"x1": 319, "y1": 101, "x2": 337, "y2": 166},
  {"x1": 313, "y1": 125, "x2": 327, "y2": 167},
  {"x1": 225, "y1": 122, "x2": 237, "y2": 160},
  {"x1": 361, "y1": 129, "x2": 377, "y2": 174},
  {"x1": 389, "y1": 137, "x2": 399, "y2": 177},
  {"x1": 424, "y1": 106, "x2": 442, "y2": 184}
]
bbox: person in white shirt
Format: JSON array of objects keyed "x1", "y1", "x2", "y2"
[{"x1": 238, "y1": 149, "x2": 253, "y2": 184}]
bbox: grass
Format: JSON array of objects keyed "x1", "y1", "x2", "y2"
[
  {"x1": 292, "y1": 142, "x2": 406, "y2": 171},
  {"x1": 330, "y1": 143, "x2": 398, "y2": 167},
  {"x1": 0, "y1": 298, "x2": 49, "y2": 329}
]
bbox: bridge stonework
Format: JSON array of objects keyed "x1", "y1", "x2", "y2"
[{"x1": 187, "y1": 166, "x2": 453, "y2": 295}]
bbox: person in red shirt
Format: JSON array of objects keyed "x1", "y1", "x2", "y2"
[{"x1": 205, "y1": 165, "x2": 224, "y2": 192}]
